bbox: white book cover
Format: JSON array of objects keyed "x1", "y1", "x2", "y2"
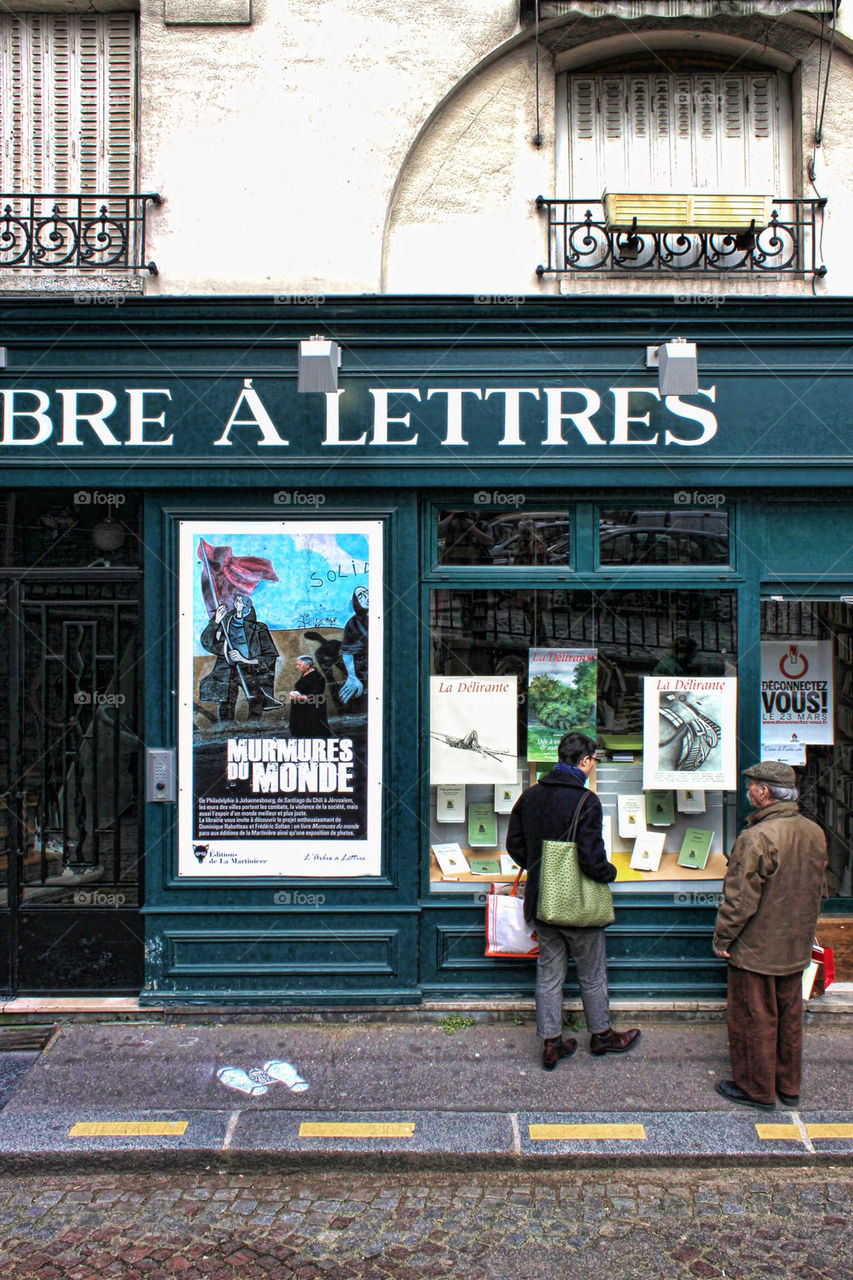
[
  {"x1": 500, "y1": 853, "x2": 522, "y2": 875},
  {"x1": 676, "y1": 788, "x2": 706, "y2": 814},
  {"x1": 643, "y1": 676, "x2": 737, "y2": 790},
  {"x1": 431, "y1": 842, "x2": 471, "y2": 876},
  {"x1": 494, "y1": 772, "x2": 524, "y2": 814},
  {"x1": 629, "y1": 830, "x2": 666, "y2": 872},
  {"x1": 436, "y1": 784, "x2": 466, "y2": 823},
  {"x1": 601, "y1": 814, "x2": 613, "y2": 857},
  {"x1": 617, "y1": 794, "x2": 647, "y2": 840},
  {"x1": 430, "y1": 675, "x2": 518, "y2": 783}
]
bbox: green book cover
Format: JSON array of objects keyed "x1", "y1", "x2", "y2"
[
  {"x1": 468, "y1": 802, "x2": 498, "y2": 846},
  {"x1": 645, "y1": 790, "x2": 675, "y2": 826},
  {"x1": 677, "y1": 827, "x2": 714, "y2": 870},
  {"x1": 468, "y1": 857, "x2": 501, "y2": 875}
]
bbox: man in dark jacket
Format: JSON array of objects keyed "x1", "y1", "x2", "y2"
[
  {"x1": 713, "y1": 760, "x2": 827, "y2": 1111},
  {"x1": 506, "y1": 732, "x2": 640, "y2": 1071}
]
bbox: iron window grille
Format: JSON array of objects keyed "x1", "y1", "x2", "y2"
[
  {"x1": 535, "y1": 196, "x2": 827, "y2": 281},
  {"x1": 0, "y1": 193, "x2": 162, "y2": 274}
]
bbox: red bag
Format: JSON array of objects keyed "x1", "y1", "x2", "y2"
[
  {"x1": 812, "y1": 943, "x2": 835, "y2": 990},
  {"x1": 485, "y1": 870, "x2": 539, "y2": 959}
]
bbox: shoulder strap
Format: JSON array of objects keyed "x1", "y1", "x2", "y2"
[{"x1": 562, "y1": 789, "x2": 591, "y2": 843}]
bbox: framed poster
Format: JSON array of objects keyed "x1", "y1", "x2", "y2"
[
  {"x1": 178, "y1": 520, "x2": 382, "y2": 876},
  {"x1": 643, "y1": 677, "x2": 737, "y2": 791},
  {"x1": 760, "y1": 641, "x2": 833, "y2": 745}
]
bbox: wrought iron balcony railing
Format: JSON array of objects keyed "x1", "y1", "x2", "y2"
[
  {"x1": 535, "y1": 196, "x2": 827, "y2": 280},
  {"x1": 0, "y1": 193, "x2": 162, "y2": 273}
]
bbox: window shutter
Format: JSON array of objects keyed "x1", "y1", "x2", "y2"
[
  {"x1": 0, "y1": 12, "x2": 136, "y2": 194},
  {"x1": 566, "y1": 67, "x2": 789, "y2": 198}
]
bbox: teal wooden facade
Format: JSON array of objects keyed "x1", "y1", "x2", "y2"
[{"x1": 1, "y1": 295, "x2": 851, "y2": 1004}]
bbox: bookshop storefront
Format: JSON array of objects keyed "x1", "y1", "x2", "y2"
[{"x1": 0, "y1": 296, "x2": 851, "y2": 1003}]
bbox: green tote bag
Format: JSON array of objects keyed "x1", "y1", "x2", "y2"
[{"x1": 537, "y1": 792, "x2": 615, "y2": 928}]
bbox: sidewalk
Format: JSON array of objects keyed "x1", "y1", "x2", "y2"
[{"x1": 0, "y1": 996, "x2": 851, "y2": 1173}]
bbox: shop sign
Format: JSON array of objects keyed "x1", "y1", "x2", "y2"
[
  {"x1": 0, "y1": 378, "x2": 720, "y2": 457},
  {"x1": 177, "y1": 520, "x2": 382, "y2": 877},
  {"x1": 760, "y1": 642, "x2": 834, "y2": 745}
]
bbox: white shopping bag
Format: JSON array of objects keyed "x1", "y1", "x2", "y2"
[{"x1": 485, "y1": 871, "x2": 539, "y2": 959}]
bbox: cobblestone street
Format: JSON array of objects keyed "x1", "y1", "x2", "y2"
[{"x1": 0, "y1": 1168, "x2": 850, "y2": 1279}]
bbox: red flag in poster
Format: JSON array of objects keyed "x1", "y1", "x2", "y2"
[{"x1": 197, "y1": 539, "x2": 278, "y2": 612}]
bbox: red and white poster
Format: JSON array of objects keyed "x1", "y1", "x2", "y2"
[{"x1": 761, "y1": 641, "x2": 833, "y2": 745}]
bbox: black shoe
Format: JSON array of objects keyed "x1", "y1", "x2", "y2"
[
  {"x1": 542, "y1": 1036, "x2": 578, "y2": 1071},
  {"x1": 777, "y1": 1090, "x2": 800, "y2": 1107},
  {"x1": 715, "y1": 1079, "x2": 775, "y2": 1112}
]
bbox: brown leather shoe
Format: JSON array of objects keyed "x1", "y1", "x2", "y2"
[
  {"x1": 542, "y1": 1035, "x2": 578, "y2": 1071},
  {"x1": 589, "y1": 1027, "x2": 641, "y2": 1056}
]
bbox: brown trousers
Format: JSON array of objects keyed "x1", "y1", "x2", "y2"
[{"x1": 727, "y1": 966, "x2": 804, "y2": 1105}]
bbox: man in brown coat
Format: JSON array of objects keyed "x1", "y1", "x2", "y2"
[{"x1": 713, "y1": 761, "x2": 827, "y2": 1112}]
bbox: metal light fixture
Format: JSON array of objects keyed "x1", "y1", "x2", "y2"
[
  {"x1": 646, "y1": 338, "x2": 699, "y2": 396},
  {"x1": 0, "y1": 348, "x2": 6, "y2": 368},
  {"x1": 297, "y1": 335, "x2": 341, "y2": 393}
]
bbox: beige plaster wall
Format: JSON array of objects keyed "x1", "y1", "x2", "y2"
[
  {"x1": 139, "y1": 0, "x2": 520, "y2": 294},
  {"x1": 137, "y1": 1, "x2": 853, "y2": 296}
]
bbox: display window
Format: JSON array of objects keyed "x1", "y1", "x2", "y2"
[
  {"x1": 760, "y1": 598, "x2": 853, "y2": 898},
  {"x1": 428, "y1": 584, "x2": 737, "y2": 894}
]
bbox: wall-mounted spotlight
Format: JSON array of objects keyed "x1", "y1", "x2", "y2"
[
  {"x1": 646, "y1": 337, "x2": 698, "y2": 396},
  {"x1": 0, "y1": 348, "x2": 7, "y2": 368},
  {"x1": 297, "y1": 335, "x2": 341, "y2": 393}
]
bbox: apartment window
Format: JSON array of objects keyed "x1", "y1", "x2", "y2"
[
  {"x1": 0, "y1": 12, "x2": 136, "y2": 195},
  {"x1": 560, "y1": 63, "x2": 792, "y2": 197}
]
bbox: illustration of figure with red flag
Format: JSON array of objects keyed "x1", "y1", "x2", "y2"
[{"x1": 197, "y1": 539, "x2": 283, "y2": 722}]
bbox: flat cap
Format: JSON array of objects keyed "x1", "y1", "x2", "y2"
[{"x1": 742, "y1": 760, "x2": 796, "y2": 786}]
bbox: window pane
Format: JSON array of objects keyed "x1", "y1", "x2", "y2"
[
  {"x1": 436, "y1": 511, "x2": 570, "y2": 567},
  {"x1": 599, "y1": 508, "x2": 728, "y2": 566},
  {"x1": 428, "y1": 587, "x2": 736, "y2": 893}
]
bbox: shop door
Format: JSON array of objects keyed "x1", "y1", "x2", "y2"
[{"x1": 0, "y1": 572, "x2": 144, "y2": 995}]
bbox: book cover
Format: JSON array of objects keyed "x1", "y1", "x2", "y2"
[
  {"x1": 617, "y1": 793, "x2": 647, "y2": 840},
  {"x1": 494, "y1": 772, "x2": 523, "y2": 814},
  {"x1": 468, "y1": 802, "x2": 498, "y2": 847},
  {"x1": 468, "y1": 857, "x2": 501, "y2": 876},
  {"x1": 677, "y1": 827, "x2": 714, "y2": 870},
  {"x1": 676, "y1": 788, "x2": 706, "y2": 814},
  {"x1": 431, "y1": 842, "x2": 470, "y2": 876},
  {"x1": 430, "y1": 675, "x2": 518, "y2": 784},
  {"x1": 500, "y1": 853, "x2": 522, "y2": 875},
  {"x1": 645, "y1": 790, "x2": 675, "y2": 826},
  {"x1": 435, "y1": 783, "x2": 466, "y2": 823},
  {"x1": 629, "y1": 830, "x2": 666, "y2": 872},
  {"x1": 526, "y1": 648, "x2": 597, "y2": 761},
  {"x1": 601, "y1": 814, "x2": 613, "y2": 857}
]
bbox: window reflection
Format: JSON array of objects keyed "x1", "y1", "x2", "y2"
[{"x1": 437, "y1": 511, "x2": 570, "y2": 567}]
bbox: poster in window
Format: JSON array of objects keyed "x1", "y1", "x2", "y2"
[
  {"x1": 178, "y1": 520, "x2": 382, "y2": 876},
  {"x1": 760, "y1": 641, "x2": 833, "y2": 745},
  {"x1": 526, "y1": 648, "x2": 597, "y2": 761},
  {"x1": 643, "y1": 677, "x2": 737, "y2": 790},
  {"x1": 430, "y1": 676, "x2": 518, "y2": 784}
]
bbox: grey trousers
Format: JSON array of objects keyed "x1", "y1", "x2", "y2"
[{"x1": 535, "y1": 920, "x2": 611, "y2": 1039}]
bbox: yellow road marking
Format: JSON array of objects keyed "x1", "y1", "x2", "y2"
[
  {"x1": 806, "y1": 1124, "x2": 853, "y2": 1140},
  {"x1": 528, "y1": 1123, "x2": 645, "y2": 1141},
  {"x1": 68, "y1": 1121, "x2": 188, "y2": 1137},
  {"x1": 755, "y1": 1124, "x2": 802, "y2": 1141},
  {"x1": 298, "y1": 1121, "x2": 415, "y2": 1139}
]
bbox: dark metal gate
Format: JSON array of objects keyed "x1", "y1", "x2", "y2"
[{"x1": 0, "y1": 570, "x2": 144, "y2": 995}]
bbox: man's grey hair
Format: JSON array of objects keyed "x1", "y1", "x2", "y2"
[{"x1": 766, "y1": 783, "x2": 798, "y2": 802}]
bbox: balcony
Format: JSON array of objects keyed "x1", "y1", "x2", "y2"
[
  {"x1": 535, "y1": 196, "x2": 826, "y2": 281},
  {"x1": 0, "y1": 194, "x2": 162, "y2": 274}
]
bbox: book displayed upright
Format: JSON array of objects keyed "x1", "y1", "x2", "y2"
[
  {"x1": 629, "y1": 830, "x2": 666, "y2": 873},
  {"x1": 677, "y1": 827, "x2": 714, "y2": 870}
]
